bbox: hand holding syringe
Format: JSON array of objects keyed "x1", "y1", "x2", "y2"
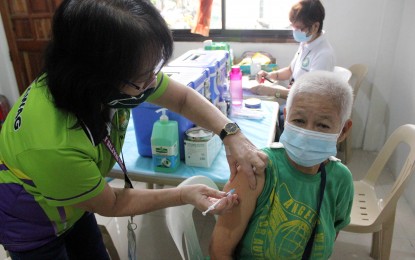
[{"x1": 202, "y1": 188, "x2": 236, "y2": 216}]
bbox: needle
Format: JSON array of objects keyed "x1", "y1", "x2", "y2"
[{"x1": 202, "y1": 188, "x2": 235, "y2": 216}]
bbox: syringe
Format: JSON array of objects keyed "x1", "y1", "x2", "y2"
[{"x1": 202, "y1": 188, "x2": 235, "y2": 216}]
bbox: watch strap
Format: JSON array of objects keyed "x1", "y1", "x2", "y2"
[{"x1": 219, "y1": 129, "x2": 228, "y2": 140}]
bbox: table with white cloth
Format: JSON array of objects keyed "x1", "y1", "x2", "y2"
[{"x1": 109, "y1": 100, "x2": 279, "y2": 189}]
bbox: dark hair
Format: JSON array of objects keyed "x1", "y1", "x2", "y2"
[
  {"x1": 43, "y1": 0, "x2": 173, "y2": 139},
  {"x1": 289, "y1": 0, "x2": 325, "y2": 33}
]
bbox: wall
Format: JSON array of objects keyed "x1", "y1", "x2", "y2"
[
  {"x1": 2, "y1": 1, "x2": 415, "y2": 209},
  {"x1": 387, "y1": 0, "x2": 415, "y2": 210},
  {"x1": 324, "y1": 0, "x2": 384, "y2": 151}
]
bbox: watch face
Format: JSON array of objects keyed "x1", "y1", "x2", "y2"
[
  {"x1": 220, "y1": 122, "x2": 240, "y2": 140},
  {"x1": 225, "y1": 123, "x2": 239, "y2": 134}
]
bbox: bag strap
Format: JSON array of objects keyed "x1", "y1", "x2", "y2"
[{"x1": 302, "y1": 163, "x2": 327, "y2": 260}]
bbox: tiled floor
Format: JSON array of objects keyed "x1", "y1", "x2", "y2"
[{"x1": 1, "y1": 149, "x2": 415, "y2": 259}]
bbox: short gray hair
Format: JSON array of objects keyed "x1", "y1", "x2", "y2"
[{"x1": 286, "y1": 70, "x2": 354, "y2": 125}]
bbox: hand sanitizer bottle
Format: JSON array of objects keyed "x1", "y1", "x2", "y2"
[{"x1": 151, "y1": 108, "x2": 180, "y2": 172}]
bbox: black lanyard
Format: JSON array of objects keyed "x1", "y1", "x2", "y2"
[
  {"x1": 290, "y1": 49, "x2": 312, "y2": 85},
  {"x1": 302, "y1": 162, "x2": 326, "y2": 260},
  {"x1": 102, "y1": 135, "x2": 134, "y2": 189},
  {"x1": 103, "y1": 135, "x2": 136, "y2": 226}
]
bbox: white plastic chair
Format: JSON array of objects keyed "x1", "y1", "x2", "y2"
[
  {"x1": 334, "y1": 66, "x2": 352, "y2": 82},
  {"x1": 339, "y1": 63, "x2": 368, "y2": 164},
  {"x1": 348, "y1": 64, "x2": 369, "y2": 97},
  {"x1": 343, "y1": 124, "x2": 415, "y2": 260},
  {"x1": 98, "y1": 224, "x2": 120, "y2": 260},
  {"x1": 0, "y1": 245, "x2": 11, "y2": 260},
  {"x1": 166, "y1": 176, "x2": 219, "y2": 260}
]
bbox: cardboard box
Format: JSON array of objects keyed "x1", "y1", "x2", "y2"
[{"x1": 184, "y1": 134, "x2": 222, "y2": 168}]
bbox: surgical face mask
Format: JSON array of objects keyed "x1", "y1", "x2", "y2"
[
  {"x1": 106, "y1": 65, "x2": 162, "y2": 109},
  {"x1": 105, "y1": 87, "x2": 156, "y2": 109},
  {"x1": 280, "y1": 121, "x2": 339, "y2": 167},
  {"x1": 293, "y1": 29, "x2": 312, "y2": 43}
]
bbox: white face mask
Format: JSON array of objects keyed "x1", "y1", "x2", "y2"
[{"x1": 280, "y1": 122, "x2": 339, "y2": 167}]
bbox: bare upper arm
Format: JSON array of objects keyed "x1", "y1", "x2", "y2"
[
  {"x1": 210, "y1": 168, "x2": 265, "y2": 259},
  {"x1": 150, "y1": 78, "x2": 189, "y2": 112},
  {"x1": 73, "y1": 183, "x2": 118, "y2": 216}
]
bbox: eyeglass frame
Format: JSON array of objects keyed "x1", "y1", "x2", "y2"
[
  {"x1": 123, "y1": 74, "x2": 157, "y2": 93},
  {"x1": 122, "y1": 59, "x2": 164, "y2": 93}
]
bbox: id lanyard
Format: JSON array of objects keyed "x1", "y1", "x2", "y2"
[
  {"x1": 102, "y1": 135, "x2": 137, "y2": 260},
  {"x1": 302, "y1": 162, "x2": 327, "y2": 260},
  {"x1": 102, "y1": 135, "x2": 133, "y2": 189}
]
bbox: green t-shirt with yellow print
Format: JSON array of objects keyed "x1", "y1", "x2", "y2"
[{"x1": 235, "y1": 147, "x2": 354, "y2": 259}]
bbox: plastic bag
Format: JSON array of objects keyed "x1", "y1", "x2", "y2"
[
  {"x1": 237, "y1": 51, "x2": 276, "y2": 66},
  {"x1": 127, "y1": 217, "x2": 137, "y2": 260},
  {"x1": 191, "y1": 0, "x2": 213, "y2": 36}
]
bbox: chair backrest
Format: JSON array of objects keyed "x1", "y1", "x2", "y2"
[
  {"x1": 334, "y1": 66, "x2": 352, "y2": 82},
  {"x1": 363, "y1": 124, "x2": 415, "y2": 223},
  {"x1": 166, "y1": 176, "x2": 219, "y2": 260},
  {"x1": 348, "y1": 63, "x2": 368, "y2": 97}
]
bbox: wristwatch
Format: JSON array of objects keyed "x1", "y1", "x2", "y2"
[
  {"x1": 219, "y1": 122, "x2": 240, "y2": 141},
  {"x1": 274, "y1": 90, "x2": 281, "y2": 98}
]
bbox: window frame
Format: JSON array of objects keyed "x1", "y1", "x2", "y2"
[
  {"x1": 172, "y1": 29, "x2": 294, "y2": 43},
  {"x1": 169, "y1": 0, "x2": 295, "y2": 43}
]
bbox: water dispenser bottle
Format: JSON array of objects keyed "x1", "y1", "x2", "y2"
[{"x1": 229, "y1": 65, "x2": 243, "y2": 107}]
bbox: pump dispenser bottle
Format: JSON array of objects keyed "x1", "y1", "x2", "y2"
[{"x1": 151, "y1": 108, "x2": 180, "y2": 172}]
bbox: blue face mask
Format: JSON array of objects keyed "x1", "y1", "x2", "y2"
[
  {"x1": 293, "y1": 29, "x2": 312, "y2": 43},
  {"x1": 280, "y1": 122, "x2": 339, "y2": 167}
]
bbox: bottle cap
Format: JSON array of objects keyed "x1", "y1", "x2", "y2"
[
  {"x1": 231, "y1": 65, "x2": 241, "y2": 73},
  {"x1": 203, "y1": 39, "x2": 213, "y2": 47},
  {"x1": 185, "y1": 127, "x2": 213, "y2": 141}
]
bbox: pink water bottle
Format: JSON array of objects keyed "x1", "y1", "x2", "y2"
[{"x1": 229, "y1": 65, "x2": 243, "y2": 107}]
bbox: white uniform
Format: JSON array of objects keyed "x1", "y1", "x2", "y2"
[
  {"x1": 289, "y1": 31, "x2": 336, "y2": 84},
  {"x1": 276, "y1": 31, "x2": 336, "y2": 138}
]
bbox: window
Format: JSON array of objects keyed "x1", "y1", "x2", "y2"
[{"x1": 151, "y1": 0, "x2": 298, "y2": 43}]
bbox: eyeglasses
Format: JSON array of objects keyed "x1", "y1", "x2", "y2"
[
  {"x1": 124, "y1": 74, "x2": 157, "y2": 93},
  {"x1": 123, "y1": 59, "x2": 164, "y2": 93}
]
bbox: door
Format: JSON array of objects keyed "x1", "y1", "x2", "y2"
[{"x1": 0, "y1": 0, "x2": 62, "y2": 94}]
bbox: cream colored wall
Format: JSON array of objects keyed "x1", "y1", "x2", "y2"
[{"x1": 384, "y1": 0, "x2": 415, "y2": 210}]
